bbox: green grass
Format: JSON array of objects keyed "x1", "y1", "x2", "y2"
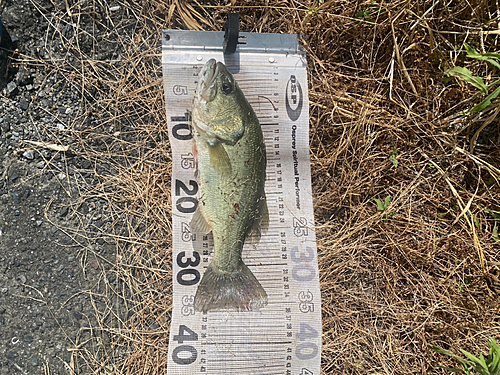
[{"x1": 432, "y1": 337, "x2": 500, "y2": 375}]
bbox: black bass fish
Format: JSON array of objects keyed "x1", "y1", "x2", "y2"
[{"x1": 191, "y1": 59, "x2": 268, "y2": 312}]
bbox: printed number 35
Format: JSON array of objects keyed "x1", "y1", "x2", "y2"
[{"x1": 298, "y1": 290, "x2": 314, "y2": 313}]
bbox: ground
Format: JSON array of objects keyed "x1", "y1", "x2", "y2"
[
  {"x1": 1, "y1": 0, "x2": 500, "y2": 374},
  {"x1": 0, "y1": 0, "x2": 123, "y2": 373}
]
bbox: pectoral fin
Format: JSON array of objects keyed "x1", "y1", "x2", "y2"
[
  {"x1": 208, "y1": 142, "x2": 232, "y2": 177},
  {"x1": 193, "y1": 141, "x2": 199, "y2": 178},
  {"x1": 206, "y1": 117, "x2": 244, "y2": 146}
]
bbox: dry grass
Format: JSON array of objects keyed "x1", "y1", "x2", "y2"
[{"x1": 19, "y1": 0, "x2": 500, "y2": 373}]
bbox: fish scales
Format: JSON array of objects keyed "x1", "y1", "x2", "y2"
[{"x1": 191, "y1": 59, "x2": 268, "y2": 312}]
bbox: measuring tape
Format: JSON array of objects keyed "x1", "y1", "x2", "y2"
[{"x1": 162, "y1": 30, "x2": 321, "y2": 375}]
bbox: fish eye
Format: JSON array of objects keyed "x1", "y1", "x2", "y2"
[{"x1": 221, "y1": 82, "x2": 233, "y2": 95}]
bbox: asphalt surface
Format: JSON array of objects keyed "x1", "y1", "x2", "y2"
[{"x1": 1, "y1": 0, "x2": 121, "y2": 373}]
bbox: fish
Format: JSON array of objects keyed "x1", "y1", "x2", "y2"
[{"x1": 191, "y1": 59, "x2": 268, "y2": 312}]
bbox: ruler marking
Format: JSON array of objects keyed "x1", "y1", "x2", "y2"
[
  {"x1": 206, "y1": 336, "x2": 288, "y2": 341},
  {"x1": 206, "y1": 370, "x2": 285, "y2": 375},
  {"x1": 249, "y1": 263, "x2": 288, "y2": 272},
  {"x1": 204, "y1": 341, "x2": 292, "y2": 345},
  {"x1": 204, "y1": 349, "x2": 287, "y2": 354},
  {"x1": 206, "y1": 364, "x2": 285, "y2": 371},
  {"x1": 208, "y1": 357, "x2": 285, "y2": 362},
  {"x1": 207, "y1": 334, "x2": 288, "y2": 339},
  {"x1": 206, "y1": 318, "x2": 288, "y2": 324},
  {"x1": 238, "y1": 79, "x2": 276, "y2": 82},
  {"x1": 207, "y1": 321, "x2": 287, "y2": 326}
]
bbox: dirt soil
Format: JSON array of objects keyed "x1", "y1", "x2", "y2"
[{"x1": 1, "y1": 0, "x2": 500, "y2": 375}]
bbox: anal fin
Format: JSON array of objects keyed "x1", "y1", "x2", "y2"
[
  {"x1": 259, "y1": 195, "x2": 269, "y2": 233},
  {"x1": 190, "y1": 206, "x2": 212, "y2": 235},
  {"x1": 247, "y1": 195, "x2": 269, "y2": 244}
]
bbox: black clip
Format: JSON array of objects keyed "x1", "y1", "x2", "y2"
[
  {"x1": 223, "y1": 13, "x2": 239, "y2": 54},
  {"x1": 0, "y1": 16, "x2": 17, "y2": 54},
  {"x1": 0, "y1": 16, "x2": 13, "y2": 51},
  {"x1": 0, "y1": 16, "x2": 14, "y2": 81}
]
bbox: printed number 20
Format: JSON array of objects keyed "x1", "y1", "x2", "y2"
[{"x1": 175, "y1": 180, "x2": 198, "y2": 214}]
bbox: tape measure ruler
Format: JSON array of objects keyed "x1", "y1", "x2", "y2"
[{"x1": 162, "y1": 30, "x2": 321, "y2": 375}]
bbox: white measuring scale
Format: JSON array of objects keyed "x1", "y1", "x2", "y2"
[{"x1": 162, "y1": 30, "x2": 321, "y2": 375}]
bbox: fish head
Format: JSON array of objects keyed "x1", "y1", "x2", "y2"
[{"x1": 193, "y1": 59, "x2": 250, "y2": 146}]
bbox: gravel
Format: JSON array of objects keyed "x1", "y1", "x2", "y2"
[{"x1": 0, "y1": 0, "x2": 126, "y2": 373}]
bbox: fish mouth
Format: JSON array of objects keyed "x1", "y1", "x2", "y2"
[
  {"x1": 193, "y1": 59, "x2": 218, "y2": 137},
  {"x1": 196, "y1": 59, "x2": 218, "y2": 102}
]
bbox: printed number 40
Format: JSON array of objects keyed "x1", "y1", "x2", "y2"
[
  {"x1": 173, "y1": 325, "x2": 198, "y2": 343},
  {"x1": 172, "y1": 325, "x2": 198, "y2": 365},
  {"x1": 296, "y1": 323, "x2": 318, "y2": 361}
]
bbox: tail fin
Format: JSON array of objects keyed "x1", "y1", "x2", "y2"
[{"x1": 194, "y1": 262, "x2": 267, "y2": 313}]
